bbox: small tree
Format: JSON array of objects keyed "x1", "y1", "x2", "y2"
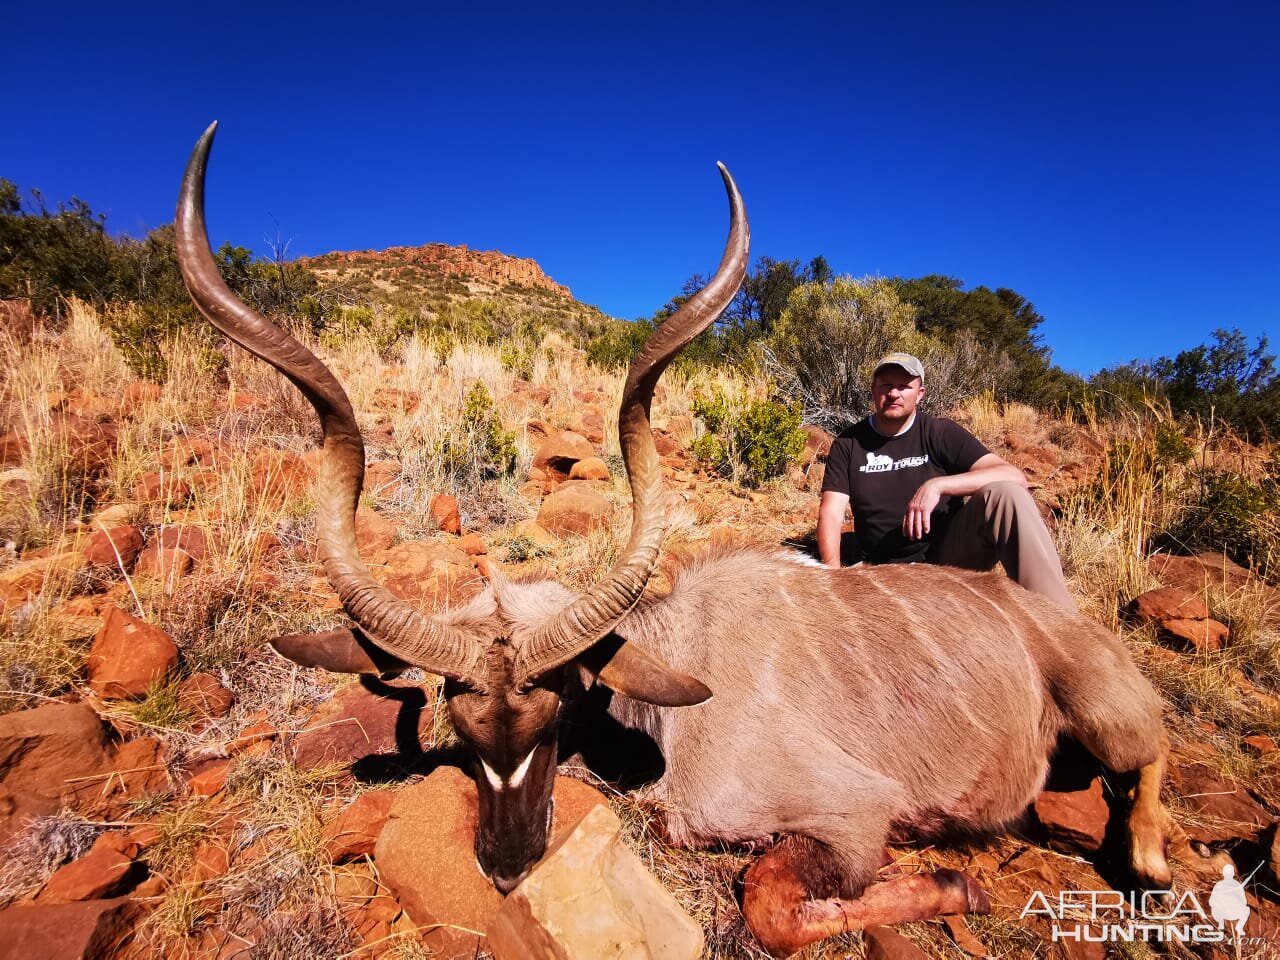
[{"x1": 765, "y1": 276, "x2": 1016, "y2": 430}]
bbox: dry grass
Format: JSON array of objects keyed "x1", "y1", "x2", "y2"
[{"x1": 7, "y1": 302, "x2": 1280, "y2": 957}]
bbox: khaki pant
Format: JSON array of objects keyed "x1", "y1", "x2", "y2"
[{"x1": 929, "y1": 481, "x2": 1078, "y2": 612}]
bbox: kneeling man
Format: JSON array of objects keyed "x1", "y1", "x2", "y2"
[{"x1": 817, "y1": 353, "x2": 1077, "y2": 611}]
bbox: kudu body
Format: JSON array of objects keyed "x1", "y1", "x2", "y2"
[{"x1": 176, "y1": 125, "x2": 1172, "y2": 956}]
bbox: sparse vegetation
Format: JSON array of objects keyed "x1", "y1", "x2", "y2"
[{"x1": 4, "y1": 187, "x2": 1280, "y2": 957}]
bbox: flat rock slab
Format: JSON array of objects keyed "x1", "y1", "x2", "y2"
[
  {"x1": 0, "y1": 898, "x2": 136, "y2": 959},
  {"x1": 376, "y1": 766, "x2": 607, "y2": 959},
  {"x1": 488, "y1": 804, "x2": 703, "y2": 960}
]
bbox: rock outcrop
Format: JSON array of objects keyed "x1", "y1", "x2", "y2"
[{"x1": 303, "y1": 243, "x2": 572, "y2": 297}]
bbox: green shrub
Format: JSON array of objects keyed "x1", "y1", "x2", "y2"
[
  {"x1": 439, "y1": 381, "x2": 517, "y2": 483},
  {"x1": 690, "y1": 388, "x2": 805, "y2": 487}
]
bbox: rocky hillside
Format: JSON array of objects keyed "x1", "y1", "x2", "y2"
[
  {"x1": 300, "y1": 241, "x2": 615, "y2": 338},
  {"x1": 0, "y1": 304, "x2": 1278, "y2": 958}
]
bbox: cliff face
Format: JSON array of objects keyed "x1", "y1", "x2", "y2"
[{"x1": 301, "y1": 243, "x2": 571, "y2": 298}]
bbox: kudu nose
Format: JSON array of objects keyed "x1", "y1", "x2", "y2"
[{"x1": 492, "y1": 870, "x2": 529, "y2": 895}]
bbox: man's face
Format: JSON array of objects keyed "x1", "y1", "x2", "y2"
[{"x1": 871, "y1": 367, "x2": 924, "y2": 422}]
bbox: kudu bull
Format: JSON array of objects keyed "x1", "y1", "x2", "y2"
[{"x1": 176, "y1": 123, "x2": 1173, "y2": 956}]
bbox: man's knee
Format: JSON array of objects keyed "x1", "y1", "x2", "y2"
[{"x1": 979, "y1": 481, "x2": 1037, "y2": 515}]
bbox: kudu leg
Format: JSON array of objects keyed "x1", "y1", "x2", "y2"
[
  {"x1": 742, "y1": 836, "x2": 989, "y2": 958},
  {"x1": 1126, "y1": 741, "x2": 1173, "y2": 888}
]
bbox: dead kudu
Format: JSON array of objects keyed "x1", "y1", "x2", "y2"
[{"x1": 176, "y1": 124, "x2": 1174, "y2": 956}]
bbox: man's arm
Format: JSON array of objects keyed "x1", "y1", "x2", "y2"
[
  {"x1": 818, "y1": 490, "x2": 851, "y2": 568},
  {"x1": 902, "y1": 453, "x2": 1027, "y2": 541}
]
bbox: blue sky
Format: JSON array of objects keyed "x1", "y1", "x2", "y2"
[{"x1": 4, "y1": 2, "x2": 1275, "y2": 375}]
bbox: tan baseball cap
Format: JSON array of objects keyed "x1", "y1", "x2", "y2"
[{"x1": 872, "y1": 352, "x2": 925, "y2": 383}]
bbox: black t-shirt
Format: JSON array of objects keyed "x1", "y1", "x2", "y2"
[{"x1": 821, "y1": 414, "x2": 989, "y2": 564}]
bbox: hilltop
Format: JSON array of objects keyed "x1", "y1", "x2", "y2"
[{"x1": 299, "y1": 241, "x2": 618, "y2": 340}]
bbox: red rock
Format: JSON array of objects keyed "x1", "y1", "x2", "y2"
[
  {"x1": 577, "y1": 411, "x2": 606, "y2": 444},
  {"x1": 147, "y1": 525, "x2": 209, "y2": 563},
  {"x1": 0, "y1": 898, "x2": 137, "y2": 959},
  {"x1": 1171, "y1": 762, "x2": 1275, "y2": 842},
  {"x1": 187, "y1": 759, "x2": 230, "y2": 798},
  {"x1": 864, "y1": 925, "x2": 929, "y2": 959},
  {"x1": 134, "y1": 472, "x2": 191, "y2": 508},
  {"x1": 0, "y1": 551, "x2": 82, "y2": 611},
  {"x1": 121, "y1": 382, "x2": 162, "y2": 410},
  {"x1": 531, "y1": 431, "x2": 595, "y2": 481},
  {"x1": 536, "y1": 484, "x2": 612, "y2": 537},
  {"x1": 1148, "y1": 551, "x2": 1268, "y2": 597},
  {"x1": 322, "y1": 790, "x2": 396, "y2": 863},
  {"x1": 1129, "y1": 587, "x2": 1209, "y2": 622},
  {"x1": 456, "y1": 533, "x2": 487, "y2": 556},
  {"x1": 186, "y1": 841, "x2": 230, "y2": 883},
  {"x1": 801, "y1": 425, "x2": 835, "y2": 465},
  {"x1": 249, "y1": 448, "x2": 312, "y2": 506},
  {"x1": 1158, "y1": 616, "x2": 1229, "y2": 653},
  {"x1": 0, "y1": 431, "x2": 29, "y2": 468},
  {"x1": 87, "y1": 608, "x2": 179, "y2": 699},
  {"x1": 355, "y1": 508, "x2": 398, "y2": 554},
  {"x1": 0, "y1": 702, "x2": 112, "y2": 844},
  {"x1": 363, "y1": 460, "x2": 402, "y2": 499},
  {"x1": 653, "y1": 432, "x2": 681, "y2": 456},
  {"x1": 94, "y1": 737, "x2": 170, "y2": 813},
  {"x1": 82, "y1": 525, "x2": 144, "y2": 569},
  {"x1": 430, "y1": 494, "x2": 462, "y2": 535},
  {"x1": 133, "y1": 546, "x2": 193, "y2": 583},
  {"x1": 292, "y1": 680, "x2": 433, "y2": 772},
  {"x1": 1245, "y1": 734, "x2": 1278, "y2": 755},
  {"x1": 375, "y1": 767, "x2": 607, "y2": 957},
  {"x1": 1033, "y1": 777, "x2": 1109, "y2": 852},
  {"x1": 39, "y1": 833, "x2": 142, "y2": 902},
  {"x1": 227, "y1": 721, "x2": 276, "y2": 757},
  {"x1": 568, "y1": 456, "x2": 610, "y2": 481},
  {"x1": 178, "y1": 673, "x2": 234, "y2": 719}
]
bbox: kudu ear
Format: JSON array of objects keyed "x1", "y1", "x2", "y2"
[
  {"x1": 271, "y1": 628, "x2": 411, "y2": 677},
  {"x1": 577, "y1": 632, "x2": 712, "y2": 707}
]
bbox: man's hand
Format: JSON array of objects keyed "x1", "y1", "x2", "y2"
[{"x1": 903, "y1": 479, "x2": 942, "y2": 540}]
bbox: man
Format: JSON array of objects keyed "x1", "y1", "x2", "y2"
[{"x1": 817, "y1": 352, "x2": 1078, "y2": 611}]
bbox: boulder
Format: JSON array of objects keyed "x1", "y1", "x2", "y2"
[
  {"x1": 0, "y1": 551, "x2": 82, "y2": 612},
  {"x1": 377, "y1": 767, "x2": 607, "y2": 958},
  {"x1": 38, "y1": 832, "x2": 143, "y2": 903},
  {"x1": 355, "y1": 508, "x2": 398, "y2": 554},
  {"x1": 456, "y1": 533, "x2": 487, "y2": 556},
  {"x1": 0, "y1": 898, "x2": 137, "y2": 960},
  {"x1": 134, "y1": 472, "x2": 192, "y2": 508},
  {"x1": 1158, "y1": 616, "x2": 1229, "y2": 653},
  {"x1": 177, "y1": 673, "x2": 234, "y2": 720},
  {"x1": 431, "y1": 494, "x2": 462, "y2": 535},
  {"x1": 292, "y1": 679, "x2": 432, "y2": 773},
  {"x1": 186, "y1": 759, "x2": 230, "y2": 798},
  {"x1": 250, "y1": 448, "x2": 313, "y2": 507},
  {"x1": 82, "y1": 525, "x2": 144, "y2": 570},
  {"x1": 800, "y1": 425, "x2": 834, "y2": 465},
  {"x1": 536, "y1": 485, "x2": 612, "y2": 537},
  {"x1": 532, "y1": 431, "x2": 595, "y2": 482},
  {"x1": 1034, "y1": 777, "x2": 1108, "y2": 852},
  {"x1": 322, "y1": 790, "x2": 396, "y2": 863},
  {"x1": 568, "y1": 457, "x2": 611, "y2": 482},
  {"x1": 1128, "y1": 587, "x2": 1209, "y2": 623},
  {"x1": 1170, "y1": 762, "x2": 1275, "y2": 843},
  {"x1": 0, "y1": 702, "x2": 112, "y2": 842},
  {"x1": 487, "y1": 804, "x2": 702, "y2": 960},
  {"x1": 93, "y1": 737, "x2": 171, "y2": 814},
  {"x1": 364, "y1": 459, "x2": 403, "y2": 499},
  {"x1": 86, "y1": 608, "x2": 179, "y2": 699}
]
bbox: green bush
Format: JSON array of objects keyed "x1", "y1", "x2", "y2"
[
  {"x1": 690, "y1": 388, "x2": 805, "y2": 487},
  {"x1": 439, "y1": 381, "x2": 517, "y2": 483}
]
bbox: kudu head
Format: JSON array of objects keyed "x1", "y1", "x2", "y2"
[{"x1": 175, "y1": 122, "x2": 749, "y2": 890}]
